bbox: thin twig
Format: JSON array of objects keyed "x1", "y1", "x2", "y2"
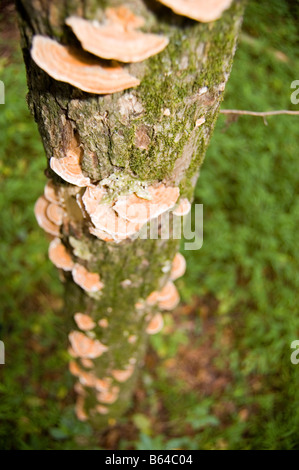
[{"x1": 220, "y1": 109, "x2": 299, "y2": 116}]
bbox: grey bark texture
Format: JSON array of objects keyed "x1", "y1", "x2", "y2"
[{"x1": 16, "y1": 0, "x2": 245, "y2": 428}]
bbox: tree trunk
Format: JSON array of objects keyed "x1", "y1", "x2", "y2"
[{"x1": 16, "y1": 0, "x2": 245, "y2": 428}]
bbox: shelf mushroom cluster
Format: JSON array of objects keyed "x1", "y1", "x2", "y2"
[
  {"x1": 30, "y1": 2, "x2": 233, "y2": 95},
  {"x1": 31, "y1": 6, "x2": 169, "y2": 95},
  {"x1": 144, "y1": 251, "x2": 187, "y2": 335},
  {"x1": 68, "y1": 311, "x2": 135, "y2": 420}
]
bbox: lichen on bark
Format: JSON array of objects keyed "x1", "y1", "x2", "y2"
[{"x1": 16, "y1": 0, "x2": 245, "y2": 428}]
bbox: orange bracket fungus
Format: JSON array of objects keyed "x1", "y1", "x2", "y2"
[
  {"x1": 50, "y1": 150, "x2": 92, "y2": 188},
  {"x1": 113, "y1": 184, "x2": 180, "y2": 224},
  {"x1": 72, "y1": 264, "x2": 104, "y2": 293},
  {"x1": 31, "y1": 35, "x2": 140, "y2": 94},
  {"x1": 48, "y1": 238, "x2": 74, "y2": 271},
  {"x1": 111, "y1": 366, "x2": 134, "y2": 383},
  {"x1": 146, "y1": 313, "x2": 164, "y2": 335},
  {"x1": 69, "y1": 331, "x2": 108, "y2": 359},
  {"x1": 173, "y1": 198, "x2": 191, "y2": 216},
  {"x1": 66, "y1": 16, "x2": 169, "y2": 63},
  {"x1": 74, "y1": 313, "x2": 96, "y2": 331},
  {"x1": 34, "y1": 195, "x2": 61, "y2": 237},
  {"x1": 157, "y1": 281, "x2": 180, "y2": 311},
  {"x1": 157, "y1": 0, "x2": 233, "y2": 22},
  {"x1": 170, "y1": 252, "x2": 187, "y2": 281}
]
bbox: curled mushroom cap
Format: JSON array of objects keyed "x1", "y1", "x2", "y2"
[
  {"x1": 113, "y1": 184, "x2": 180, "y2": 224},
  {"x1": 72, "y1": 263, "x2": 104, "y2": 293},
  {"x1": 34, "y1": 196, "x2": 61, "y2": 237},
  {"x1": 173, "y1": 198, "x2": 191, "y2": 216},
  {"x1": 111, "y1": 366, "x2": 134, "y2": 383},
  {"x1": 49, "y1": 238, "x2": 74, "y2": 271},
  {"x1": 50, "y1": 150, "x2": 92, "y2": 188},
  {"x1": 74, "y1": 313, "x2": 96, "y2": 331},
  {"x1": 158, "y1": 281, "x2": 180, "y2": 311},
  {"x1": 31, "y1": 35, "x2": 140, "y2": 94},
  {"x1": 146, "y1": 313, "x2": 164, "y2": 335},
  {"x1": 66, "y1": 16, "x2": 169, "y2": 63},
  {"x1": 69, "y1": 331, "x2": 108, "y2": 358},
  {"x1": 46, "y1": 202, "x2": 64, "y2": 225},
  {"x1": 157, "y1": 0, "x2": 233, "y2": 22},
  {"x1": 44, "y1": 180, "x2": 60, "y2": 204},
  {"x1": 170, "y1": 252, "x2": 186, "y2": 281}
]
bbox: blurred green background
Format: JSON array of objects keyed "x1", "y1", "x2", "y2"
[{"x1": 0, "y1": 0, "x2": 299, "y2": 450}]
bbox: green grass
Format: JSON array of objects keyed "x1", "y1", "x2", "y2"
[{"x1": 0, "y1": 0, "x2": 299, "y2": 450}]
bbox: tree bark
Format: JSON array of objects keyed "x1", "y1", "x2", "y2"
[{"x1": 16, "y1": 0, "x2": 245, "y2": 428}]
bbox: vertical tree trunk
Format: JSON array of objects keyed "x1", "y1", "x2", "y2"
[{"x1": 16, "y1": 0, "x2": 245, "y2": 428}]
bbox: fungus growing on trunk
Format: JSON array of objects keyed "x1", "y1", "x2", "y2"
[
  {"x1": 50, "y1": 150, "x2": 92, "y2": 188},
  {"x1": 173, "y1": 198, "x2": 191, "y2": 216},
  {"x1": 72, "y1": 264, "x2": 104, "y2": 293},
  {"x1": 34, "y1": 196, "x2": 61, "y2": 237},
  {"x1": 74, "y1": 313, "x2": 96, "y2": 331},
  {"x1": 157, "y1": 0, "x2": 233, "y2": 22},
  {"x1": 44, "y1": 180, "x2": 60, "y2": 204},
  {"x1": 146, "y1": 313, "x2": 164, "y2": 335},
  {"x1": 170, "y1": 252, "x2": 186, "y2": 280},
  {"x1": 157, "y1": 281, "x2": 180, "y2": 310},
  {"x1": 113, "y1": 184, "x2": 180, "y2": 223},
  {"x1": 97, "y1": 386, "x2": 120, "y2": 404},
  {"x1": 111, "y1": 366, "x2": 134, "y2": 382},
  {"x1": 31, "y1": 36, "x2": 140, "y2": 94},
  {"x1": 66, "y1": 16, "x2": 169, "y2": 63},
  {"x1": 69, "y1": 331, "x2": 108, "y2": 358},
  {"x1": 48, "y1": 238, "x2": 74, "y2": 271}
]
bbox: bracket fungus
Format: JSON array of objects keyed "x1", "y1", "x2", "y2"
[
  {"x1": 50, "y1": 149, "x2": 92, "y2": 188},
  {"x1": 113, "y1": 184, "x2": 180, "y2": 224},
  {"x1": 69, "y1": 331, "x2": 108, "y2": 359},
  {"x1": 74, "y1": 313, "x2": 96, "y2": 331},
  {"x1": 111, "y1": 366, "x2": 134, "y2": 383},
  {"x1": 48, "y1": 238, "x2": 74, "y2": 271},
  {"x1": 157, "y1": 0, "x2": 233, "y2": 22},
  {"x1": 31, "y1": 35, "x2": 140, "y2": 94},
  {"x1": 72, "y1": 263, "x2": 104, "y2": 293},
  {"x1": 157, "y1": 281, "x2": 180, "y2": 311},
  {"x1": 146, "y1": 313, "x2": 164, "y2": 335},
  {"x1": 34, "y1": 196, "x2": 61, "y2": 237},
  {"x1": 44, "y1": 180, "x2": 60, "y2": 204},
  {"x1": 97, "y1": 386, "x2": 120, "y2": 405},
  {"x1": 170, "y1": 252, "x2": 187, "y2": 281},
  {"x1": 173, "y1": 198, "x2": 191, "y2": 216},
  {"x1": 46, "y1": 202, "x2": 64, "y2": 226},
  {"x1": 66, "y1": 16, "x2": 169, "y2": 64}
]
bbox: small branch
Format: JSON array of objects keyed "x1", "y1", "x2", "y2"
[{"x1": 220, "y1": 109, "x2": 299, "y2": 117}]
